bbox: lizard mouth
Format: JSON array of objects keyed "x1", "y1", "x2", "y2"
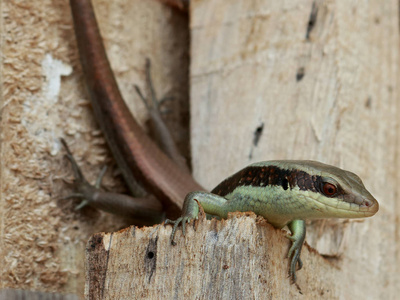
[
  {"x1": 312, "y1": 194, "x2": 379, "y2": 218},
  {"x1": 337, "y1": 191, "x2": 379, "y2": 217},
  {"x1": 361, "y1": 198, "x2": 379, "y2": 216},
  {"x1": 351, "y1": 193, "x2": 379, "y2": 216}
]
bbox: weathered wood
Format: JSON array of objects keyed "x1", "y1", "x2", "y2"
[
  {"x1": 0, "y1": 289, "x2": 78, "y2": 300},
  {"x1": 86, "y1": 213, "x2": 343, "y2": 298},
  {"x1": 87, "y1": 0, "x2": 399, "y2": 298},
  {"x1": 189, "y1": 0, "x2": 399, "y2": 297},
  {"x1": 1, "y1": 0, "x2": 188, "y2": 297},
  {"x1": 3, "y1": 0, "x2": 399, "y2": 297}
]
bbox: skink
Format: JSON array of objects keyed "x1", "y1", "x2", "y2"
[
  {"x1": 68, "y1": 0, "x2": 379, "y2": 282},
  {"x1": 69, "y1": 0, "x2": 204, "y2": 218},
  {"x1": 166, "y1": 160, "x2": 379, "y2": 281}
]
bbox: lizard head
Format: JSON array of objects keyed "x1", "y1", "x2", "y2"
[{"x1": 267, "y1": 160, "x2": 379, "y2": 219}]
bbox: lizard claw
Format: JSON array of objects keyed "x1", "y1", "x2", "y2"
[
  {"x1": 60, "y1": 138, "x2": 103, "y2": 210},
  {"x1": 164, "y1": 192, "x2": 202, "y2": 245},
  {"x1": 134, "y1": 58, "x2": 170, "y2": 115},
  {"x1": 286, "y1": 235, "x2": 304, "y2": 283},
  {"x1": 164, "y1": 216, "x2": 193, "y2": 245},
  {"x1": 286, "y1": 220, "x2": 306, "y2": 283},
  {"x1": 75, "y1": 199, "x2": 90, "y2": 210},
  {"x1": 134, "y1": 59, "x2": 189, "y2": 172},
  {"x1": 59, "y1": 193, "x2": 89, "y2": 210}
]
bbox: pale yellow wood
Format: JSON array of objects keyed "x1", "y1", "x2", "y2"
[
  {"x1": 3, "y1": 0, "x2": 399, "y2": 298},
  {"x1": 0, "y1": 0, "x2": 188, "y2": 297},
  {"x1": 85, "y1": 213, "x2": 342, "y2": 298},
  {"x1": 85, "y1": 0, "x2": 399, "y2": 299},
  {"x1": 189, "y1": 0, "x2": 400, "y2": 298}
]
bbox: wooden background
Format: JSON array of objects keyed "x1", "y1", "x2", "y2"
[
  {"x1": 1, "y1": 0, "x2": 399, "y2": 298},
  {"x1": 1, "y1": 0, "x2": 189, "y2": 298}
]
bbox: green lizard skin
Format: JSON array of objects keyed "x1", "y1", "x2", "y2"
[{"x1": 166, "y1": 160, "x2": 379, "y2": 282}]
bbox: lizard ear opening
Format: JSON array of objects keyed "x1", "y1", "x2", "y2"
[{"x1": 282, "y1": 177, "x2": 289, "y2": 190}]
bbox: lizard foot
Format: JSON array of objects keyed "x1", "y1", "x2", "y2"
[
  {"x1": 286, "y1": 219, "x2": 306, "y2": 283},
  {"x1": 134, "y1": 58, "x2": 174, "y2": 116},
  {"x1": 60, "y1": 138, "x2": 105, "y2": 210},
  {"x1": 286, "y1": 236, "x2": 304, "y2": 283},
  {"x1": 134, "y1": 59, "x2": 188, "y2": 171},
  {"x1": 164, "y1": 192, "x2": 205, "y2": 245},
  {"x1": 164, "y1": 216, "x2": 195, "y2": 246}
]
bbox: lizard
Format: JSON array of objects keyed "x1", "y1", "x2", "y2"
[
  {"x1": 165, "y1": 161, "x2": 379, "y2": 282},
  {"x1": 68, "y1": 0, "x2": 379, "y2": 282}
]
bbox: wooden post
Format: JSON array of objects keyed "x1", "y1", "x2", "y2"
[
  {"x1": 1, "y1": 0, "x2": 188, "y2": 297},
  {"x1": 2, "y1": 0, "x2": 399, "y2": 298},
  {"x1": 85, "y1": 0, "x2": 400, "y2": 298}
]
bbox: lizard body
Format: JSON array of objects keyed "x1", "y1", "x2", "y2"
[
  {"x1": 68, "y1": 0, "x2": 379, "y2": 283},
  {"x1": 166, "y1": 160, "x2": 378, "y2": 281}
]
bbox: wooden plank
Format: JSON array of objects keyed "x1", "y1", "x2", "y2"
[
  {"x1": 0, "y1": 289, "x2": 78, "y2": 300},
  {"x1": 85, "y1": 213, "x2": 344, "y2": 298},
  {"x1": 1, "y1": 0, "x2": 189, "y2": 297},
  {"x1": 88, "y1": 0, "x2": 399, "y2": 298},
  {"x1": 189, "y1": 0, "x2": 399, "y2": 297}
]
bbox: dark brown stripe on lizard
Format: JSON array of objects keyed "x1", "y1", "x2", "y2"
[{"x1": 211, "y1": 165, "x2": 344, "y2": 198}]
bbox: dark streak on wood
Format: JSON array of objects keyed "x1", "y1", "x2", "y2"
[
  {"x1": 365, "y1": 96, "x2": 372, "y2": 108},
  {"x1": 296, "y1": 67, "x2": 305, "y2": 81},
  {"x1": 249, "y1": 123, "x2": 264, "y2": 159},
  {"x1": 144, "y1": 237, "x2": 159, "y2": 283},
  {"x1": 253, "y1": 123, "x2": 264, "y2": 147},
  {"x1": 85, "y1": 233, "x2": 110, "y2": 300},
  {"x1": 131, "y1": 226, "x2": 136, "y2": 237},
  {"x1": 306, "y1": 1, "x2": 318, "y2": 40}
]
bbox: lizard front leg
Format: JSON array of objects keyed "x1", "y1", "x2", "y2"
[
  {"x1": 286, "y1": 220, "x2": 306, "y2": 283},
  {"x1": 165, "y1": 191, "x2": 307, "y2": 282},
  {"x1": 165, "y1": 191, "x2": 228, "y2": 245}
]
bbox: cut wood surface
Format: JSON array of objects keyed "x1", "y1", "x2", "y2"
[{"x1": 85, "y1": 213, "x2": 340, "y2": 299}]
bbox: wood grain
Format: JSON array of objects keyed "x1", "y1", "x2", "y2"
[
  {"x1": 85, "y1": 0, "x2": 400, "y2": 298},
  {"x1": 85, "y1": 213, "x2": 342, "y2": 298},
  {"x1": 0, "y1": 0, "x2": 188, "y2": 297},
  {"x1": 189, "y1": 0, "x2": 400, "y2": 297}
]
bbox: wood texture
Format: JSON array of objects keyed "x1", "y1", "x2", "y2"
[
  {"x1": 2, "y1": 0, "x2": 399, "y2": 298},
  {"x1": 1, "y1": 0, "x2": 188, "y2": 298},
  {"x1": 0, "y1": 289, "x2": 78, "y2": 300},
  {"x1": 86, "y1": 213, "x2": 342, "y2": 298},
  {"x1": 189, "y1": 0, "x2": 399, "y2": 297},
  {"x1": 85, "y1": 0, "x2": 400, "y2": 298}
]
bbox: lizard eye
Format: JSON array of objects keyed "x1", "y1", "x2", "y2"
[{"x1": 322, "y1": 182, "x2": 337, "y2": 197}]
